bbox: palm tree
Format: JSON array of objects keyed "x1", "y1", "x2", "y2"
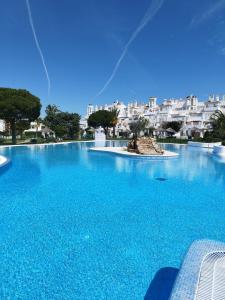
[
  {"x1": 45, "y1": 104, "x2": 60, "y2": 115},
  {"x1": 110, "y1": 108, "x2": 119, "y2": 138},
  {"x1": 210, "y1": 110, "x2": 225, "y2": 140},
  {"x1": 35, "y1": 117, "x2": 42, "y2": 138},
  {"x1": 129, "y1": 117, "x2": 149, "y2": 149},
  {"x1": 129, "y1": 117, "x2": 149, "y2": 138}
]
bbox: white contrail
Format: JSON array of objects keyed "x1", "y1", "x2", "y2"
[
  {"x1": 190, "y1": 0, "x2": 225, "y2": 28},
  {"x1": 96, "y1": 0, "x2": 164, "y2": 97},
  {"x1": 25, "y1": 0, "x2": 51, "y2": 95}
]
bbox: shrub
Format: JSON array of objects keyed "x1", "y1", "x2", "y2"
[
  {"x1": 193, "y1": 137, "x2": 203, "y2": 142},
  {"x1": 25, "y1": 132, "x2": 42, "y2": 138},
  {"x1": 193, "y1": 136, "x2": 221, "y2": 143},
  {"x1": 30, "y1": 138, "x2": 38, "y2": 144},
  {"x1": 203, "y1": 137, "x2": 221, "y2": 143},
  {"x1": 45, "y1": 137, "x2": 57, "y2": 143},
  {"x1": 29, "y1": 137, "x2": 46, "y2": 144},
  {"x1": 156, "y1": 137, "x2": 187, "y2": 144}
]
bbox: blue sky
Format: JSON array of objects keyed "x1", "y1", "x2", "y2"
[{"x1": 1, "y1": 0, "x2": 225, "y2": 115}]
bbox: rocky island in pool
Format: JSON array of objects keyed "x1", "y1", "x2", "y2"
[
  {"x1": 90, "y1": 137, "x2": 179, "y2": 158},
  {"x1": 127, "y1": 137, "x2": 164, "y2": 155}
]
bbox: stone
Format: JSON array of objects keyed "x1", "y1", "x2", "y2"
[{"x1": 127, "y1": 137, "x2": 164, "y2": 155}]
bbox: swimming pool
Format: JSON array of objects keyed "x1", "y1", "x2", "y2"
[{"x1": 0, "y1": 141, "x2": 225, "y2": 299}]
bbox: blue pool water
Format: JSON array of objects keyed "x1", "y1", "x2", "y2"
[{"x1": 0, "y1": 141, "x2": 225, "y2": 299}]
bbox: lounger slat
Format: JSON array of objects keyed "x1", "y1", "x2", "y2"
[{"x1": 170, "y1": 240, "x2": 225, "y2": 300}]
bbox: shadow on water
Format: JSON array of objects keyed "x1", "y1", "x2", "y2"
[{"x1": 144, "y1": 267, "x2": 179, "y2": 300}]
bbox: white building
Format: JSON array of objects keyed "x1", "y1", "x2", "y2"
[
  {"x1": 82, "y1": 95, "x2": 225, "y2": 138},
  {"x1": 0, "y1": 120, "x2": 55, "y2": 139},
  {"x1": 24, "y1": 121, "x2": 55, "y2": 138},
  {"x1": 0, "y1": 120, "x2": 5, "y2": 132}
]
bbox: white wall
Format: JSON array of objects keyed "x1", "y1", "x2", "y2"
[{"x1": 0, "y1": 120, "x2": 5, "y2": 132}]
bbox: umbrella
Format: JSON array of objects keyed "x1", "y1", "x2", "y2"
[{"x1": 166, "y1": 127, "x2": 176, "y2": 133}]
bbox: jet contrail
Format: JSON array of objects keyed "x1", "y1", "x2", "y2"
[
  {"x1": 190, "y1": 0, "x2": 225, "y2": 28},
  {"x1": 96, "y1": 0, "x2": 164, "y2": 97},
  {"x1": 25, "y1": 0, "x2": 51, "y2": 95}
]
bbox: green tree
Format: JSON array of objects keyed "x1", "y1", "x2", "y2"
[
  {"x1": 45, "y1": 104, "x2": 60, "y2": 115},
  {"x1": 44, "y1": 105, "x2": 80, "y2": 139},
  {"x1": 129, "y1": 117, "x2": 149, "y2": 150},
  {"x1": 16, "y1": 119, "x2": 30, "y2": 139},
  {"x1": 59, "y1": 112, "x2": 80, "y2": 139},
  {"x1": 110, "y1": 108, "x2": 119, "y2": 138},
  {"x1": 44, "y1": 105, "x2": 60, "y2": 132},
  {"x1": 44, "y1": 105, "x2": 64, "y2": 137},
  {"x1": 129, "y1": 117, "x2": 149, "y2": 139},
  {"x1": 162, "y1": 121, "x2": 182, "y2": 132},
  {"x1": 88, "y1": 110, "x2": 113, "y2": 137},
  {"x1": 53, "y1": 123, "x2": 67, "y2": 138},
  {"x1": 210, "y1": 110, "x2": 225, "y2": 140},
  {"x1": 0, "y1": 88, "x2": 41, "y2": 144}
]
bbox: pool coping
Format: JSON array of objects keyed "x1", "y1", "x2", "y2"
[
  {"x1": 89, "y1": 146, "x2": 179, "y2": 159},
  {"x1": 188, "y1": 141, "x2": 222, "y2": 148},
  {"x1": 0, "y1": 140, "x2": 96, "y2": 149},
  {"x1": 212, "y1": 145, "x2": 225, "y2": 157},
  {"x1": 0, "y1": 140, "x2": 188, "y2": 149},
  {"x1": 0, "y1": 155, "x2": 10, "y2": 168}
]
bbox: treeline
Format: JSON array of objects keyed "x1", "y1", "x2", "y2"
[
  {"x1": 87, "y1": 109, "x2": 119, "y2": 137},
  {"x1": 0, "y1": 87, "x2": 80, "y2": 144},
  {"x1": 44, "y1": 105, "x2": 80, "y2": 140}
]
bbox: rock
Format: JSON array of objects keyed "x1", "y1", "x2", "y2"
[{"x1": 127, "y1": 137, "x2": 164, "y2": 155}]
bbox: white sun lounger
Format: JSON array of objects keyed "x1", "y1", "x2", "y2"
[{"x1": 170, "y1": 240, "x2": 225, "y2": 300}]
